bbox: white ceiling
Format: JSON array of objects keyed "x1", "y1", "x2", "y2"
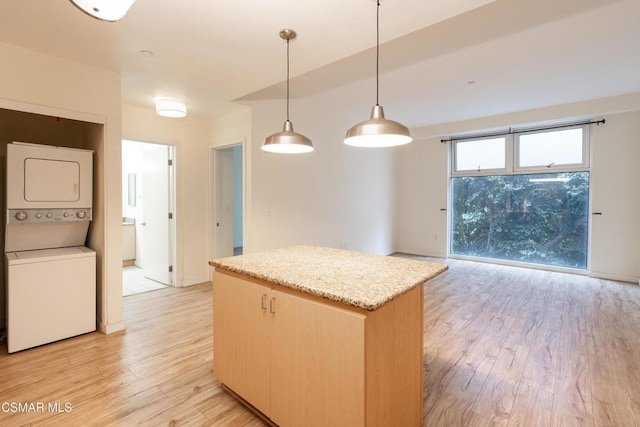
[{"x1": 0, "y1": 0, "x2": 638, "y2": 127}]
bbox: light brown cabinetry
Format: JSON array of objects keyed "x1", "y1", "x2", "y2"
[
  {"x1": 270, "y1": 287, "x2": 366, "y2": 426},
  {"x1": 213, "y1": 269, "x2": 423, "y2": 426},
  {"x1": 213, "y1": 274, "x2": 271, "y2": 415}
]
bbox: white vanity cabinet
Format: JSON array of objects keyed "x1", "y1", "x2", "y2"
[{"x1": 122, "y1": 223, "x2": 136, "y2": 262}]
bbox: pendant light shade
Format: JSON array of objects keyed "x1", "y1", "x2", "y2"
[
  {"x1": 263, "y1": 120, "x2": 314, "y2": 153},
  {"x1": 344, "y1": 105, "x2": 412, "y2": 147},
  {"x1": 69, "y1": 0, "x2": 136, "y2": 22},
  {"x1": 262, "y1": 29, "x2": 314, "y2": 154},
  {"x1": 344, "y1": 0, "x2": 412, "y2": 148}
]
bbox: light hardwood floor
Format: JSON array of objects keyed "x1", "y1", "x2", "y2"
[
  {"x1": 0, "y1": 281, "x2": 265, "y2": 426},
  {"x1": 1, "y1": 257, "x2": 639, "y2": 426},
  {"x1": 412, "y1": 256, "x2": 640, "y2": 427}
]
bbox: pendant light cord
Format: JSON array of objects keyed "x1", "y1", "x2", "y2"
[
  {"x1": 376, "y1": 0, "x2": 380, "y2": 106},
  {"x1": 286, "y1": 38, "x2": 290, "y2": 121}
]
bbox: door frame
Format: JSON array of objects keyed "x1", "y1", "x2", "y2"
[
  {"x1": 122, "y1": 138, "x2": 177, "y2": 287},
  {"x1": 209, "y1": 139, "x2": 246, "y2": 261}
]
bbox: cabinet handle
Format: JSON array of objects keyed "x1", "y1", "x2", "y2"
[
  {"x1": 269, "y1": 297, "x2": 276, "y2": 314},
  {"x1": 261, "y1": 294, "x2": 267, "y2": 310}
]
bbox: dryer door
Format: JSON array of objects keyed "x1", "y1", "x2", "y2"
[
  {"x1": 25, "y1": 158, "x2": 81, "y2": 202},
  {"x1": 6, "y1": 142, "x2": 93, "y2": 209}
]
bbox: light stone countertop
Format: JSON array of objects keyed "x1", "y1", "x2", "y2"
[{"x1": 209, "y1": 245, "x2": 448, "y2": 311}]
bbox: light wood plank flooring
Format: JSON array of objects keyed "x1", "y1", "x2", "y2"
[
  {"x1": 411, "y1": 256, "x2": 640, "y2": 427},
  {"x1": 1, "y1": 257, "x2": 639, "y2": 426},
  {"x1": 0, "y1": 281, "x2": 265, "y2": 426}
]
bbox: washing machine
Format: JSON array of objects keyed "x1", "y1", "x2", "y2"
[
  {"x1": 5, "y1": 142, "x2": 96, "y2": 353},
  {"x1": 6, "y1": 247, "x2": 95, "y2": 353}
]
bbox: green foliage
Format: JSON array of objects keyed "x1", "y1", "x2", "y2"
[{"x1": 451, "y1": 172, "x2": 589, "y2": 268}]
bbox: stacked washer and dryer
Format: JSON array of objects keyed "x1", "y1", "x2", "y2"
[{"x1": 5, "y1": 142, "x2": 96, "y2": 353}]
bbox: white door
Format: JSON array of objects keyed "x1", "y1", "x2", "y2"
[
  {"x1": 215, "y1": 147, "x2": 235, "y2": 258},
  {"x1": 142, "y1": 146, "x2": 172, "y2": 285}
]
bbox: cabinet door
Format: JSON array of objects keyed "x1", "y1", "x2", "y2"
[
  {"x1": 213, "y1": 272, "x2": 272, "y2": 415},
  {"x1": 270, "y1": 291, "x2": 366, "y2": 426},
  {"x1": 122, "y1": 225, "x2": 136, "y2": 260}
]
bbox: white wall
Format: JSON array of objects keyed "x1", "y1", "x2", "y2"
[
  {"x1": 210, "y1": 109, "x2": 252, "y2": 144},
  {"x1": 122, "y1": 140, "x2": 156, "y2": 221},
  {"x1": 210, "y1": 109, "x2": 252, "y2": 261},
  {"x1": 590, "y1": 110, "x2": 640, "y2": 282},
  {"x1": 395, "y1": 138, "x2": 449, "y2": 257},
  {"x1": 396, "y1": 93, "x2": 640, "y2": 282},
  {"x1": 122, "y1": 104, "x2": 211, "y2": 287},
  {"x1": 0, "y1": 41, "x2": 123, "y2": 334},
  {"x1": 210, "y1": 81, "x2": 399, "y2": 258},
  {"x1": 247, "y1": 89, "x2": 396, "y2": 256}
]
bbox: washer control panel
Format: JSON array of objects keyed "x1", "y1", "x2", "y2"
[{"x1": 7, "y1": 208, "x2": 92, "y2": 224}]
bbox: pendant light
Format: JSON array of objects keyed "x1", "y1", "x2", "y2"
[
  {"x1": 344, "y1": 0, "x2": 412, "y2": 148},
  {"x1": 262, "y1": 29, "x2": 314, "y2": 154},
  {"x1": 69, "y1": 0, "x2": 136, "y2": 22}
]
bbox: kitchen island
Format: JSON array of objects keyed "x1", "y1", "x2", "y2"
[{"x1": 209, "y1": 245, "x2": 447, "y2": 427}]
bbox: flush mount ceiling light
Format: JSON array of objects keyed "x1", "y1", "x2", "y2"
[
  {"x1": 69, "y1": 0, "x2": 136, "y2": 22},
  {"x1": 155, "y1": 98, "x2": 187, "y2": 118},
  {"x1": 344, "y1": 0, "x2": 412, "y2": 148},
  {"x1": 262, "y1": 29, "x2": 314, "y2": 154}
]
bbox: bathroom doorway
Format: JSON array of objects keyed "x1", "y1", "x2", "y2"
[{"x1": 122, "y1": 139, "x2": 176, "y2": 296}]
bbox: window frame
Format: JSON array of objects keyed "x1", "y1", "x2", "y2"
[
  {"x1": 447, "y1": 122, "x2": 592, "y2": 272},
  {"x1": 514, "y1": 125, "x2": 590, "y2": 173},
  {"x1": 451, "y1": 135, "x2": 511, "y2": 176},
  {"x1": 451, "y1": 124, "x2": 590, "y2": 177}
]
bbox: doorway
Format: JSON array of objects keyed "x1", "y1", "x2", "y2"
[
  {"x1": 211, "y1": 144, "x2": 244, "y2": 258},
  {"x1": 122, "y1": 139, "x2": 176, "y2": 296}
]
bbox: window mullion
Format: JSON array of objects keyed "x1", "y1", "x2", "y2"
[{"x1": 506, "y1": 133, "x2": 515, "y2": 173}]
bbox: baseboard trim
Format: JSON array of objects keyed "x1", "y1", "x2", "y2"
[
  {"x1": 180, "y1": 279, "x2": 210, "y2": 287},
  {"x1": 99, "y1": 320, "x2": 126, "y2": 334},
  {"x1": 392, "y1": 250, "x2": 447, "y2": 259},
  {"x1": 588, "y1": 271, "x2": 639, "y2": 285}
]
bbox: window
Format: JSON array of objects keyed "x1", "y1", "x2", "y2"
[
  {"x1": 454, "y1": 137, "x2": 506, "y2": 172},
  {"x1": 449, "y1": 124, "x2": 590, "y2": 269},
  {"x1": 451, "y1": 172, "x2": 589, "y2": 269},
  {"x1": 517, "y1": 128, "x2": 586, "y2": 169}
]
